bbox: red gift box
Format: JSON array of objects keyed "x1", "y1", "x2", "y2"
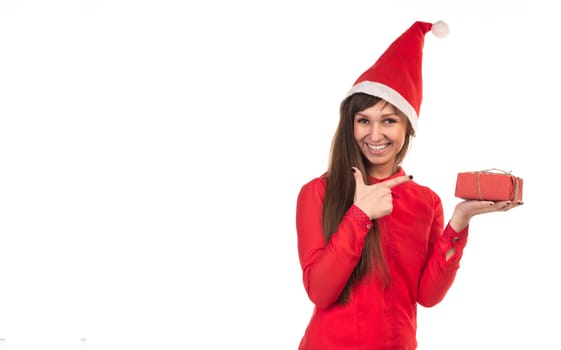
[{"x1": 454, "y1": 169, "x2": 523, "y2": 202}]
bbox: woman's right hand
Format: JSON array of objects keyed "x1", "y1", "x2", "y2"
[{"x1": 352, "y1": 167, "x2": 412, "y2": 220}]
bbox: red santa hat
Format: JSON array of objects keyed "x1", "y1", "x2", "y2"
[{"x1": 345, "y1": 20, "x2": 449, "y2": 136}]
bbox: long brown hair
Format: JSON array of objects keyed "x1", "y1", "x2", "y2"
[{"x1": 323, "y1": 93, "x2": 412, "y2": 304}]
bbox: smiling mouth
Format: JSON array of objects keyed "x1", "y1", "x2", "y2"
[{"x1": 367, "y1": 143, "x2": 389, "y2": 151}]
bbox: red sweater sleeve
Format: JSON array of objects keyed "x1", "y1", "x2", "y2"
[
  {"x1": 417, "y1": 197, "x2": 469, "y2": 307},
  {"x1": 296, "y1": 177, "x2": 372, "y2": 309}
]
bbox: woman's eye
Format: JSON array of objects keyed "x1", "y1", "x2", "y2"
[
  {"x1": 356, "y1": 118, "x2": 369, "y2": 124},
  {"x1": 383, "y1": 118, "x2": 397, "y2": 124}
]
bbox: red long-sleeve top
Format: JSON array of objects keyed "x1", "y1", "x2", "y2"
[{"x1": 296, "y1": 168, "x2": 468, "y2": 350}]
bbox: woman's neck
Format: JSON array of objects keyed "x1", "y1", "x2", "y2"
[{"x1": 368, "y1": 164, "x2": 399, "y2": 179}]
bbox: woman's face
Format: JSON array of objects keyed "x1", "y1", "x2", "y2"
[{"x1": 353, "y1": 100, "x2": 408, "y2": 178}]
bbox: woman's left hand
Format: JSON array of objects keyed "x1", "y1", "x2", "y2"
[{"x1": 449, "y1": 200, "x2": 523, "y2": 232}]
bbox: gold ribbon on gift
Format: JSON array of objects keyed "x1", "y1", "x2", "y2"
[{"x1": 473, "y1": 168, "x2": 520, "y2": 201}]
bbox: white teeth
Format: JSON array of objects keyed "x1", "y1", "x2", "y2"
[{"x1": 367, "y1": 143, "x2": 388, "y2": 151}]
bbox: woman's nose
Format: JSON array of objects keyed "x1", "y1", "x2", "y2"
[{"x1": 368, "y1": 123, "x2": 384, "y2": 141}]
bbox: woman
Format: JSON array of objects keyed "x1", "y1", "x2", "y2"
[{"x1": 295, "y1": 21, "x2": 521, "y2": 350}]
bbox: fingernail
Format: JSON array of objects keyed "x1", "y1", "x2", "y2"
[{"x1": 408, "y1": 175, "x2": 413, "y2": 179}]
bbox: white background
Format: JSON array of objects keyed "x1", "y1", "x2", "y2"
[{"x1": 0, "y1": 0, "x2": 558, "y2": 349}]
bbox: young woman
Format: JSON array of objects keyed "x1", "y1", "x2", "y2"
[{"x1": 295, "y1": 21, "x2": 522, "y2": 350}]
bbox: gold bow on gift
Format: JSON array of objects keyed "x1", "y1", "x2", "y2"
[{"x1": 473, "y1": 168, "x2": 521, "y2": 201}]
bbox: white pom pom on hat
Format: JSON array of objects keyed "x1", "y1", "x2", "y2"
[
  {"x1": 431, "y1": 20, "x2": 450, "y2": 38},
  {"x1": 345, "y1": 20, "x2": 449, "y2": 136}
]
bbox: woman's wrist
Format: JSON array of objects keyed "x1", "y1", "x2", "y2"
[{"x1": 449, "y1": 212, "x2": 470, "y2": 232}]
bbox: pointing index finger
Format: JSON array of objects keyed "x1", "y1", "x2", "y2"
[{"x1": 382, "y1": 175, "x2": 413, "y2": 189}]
